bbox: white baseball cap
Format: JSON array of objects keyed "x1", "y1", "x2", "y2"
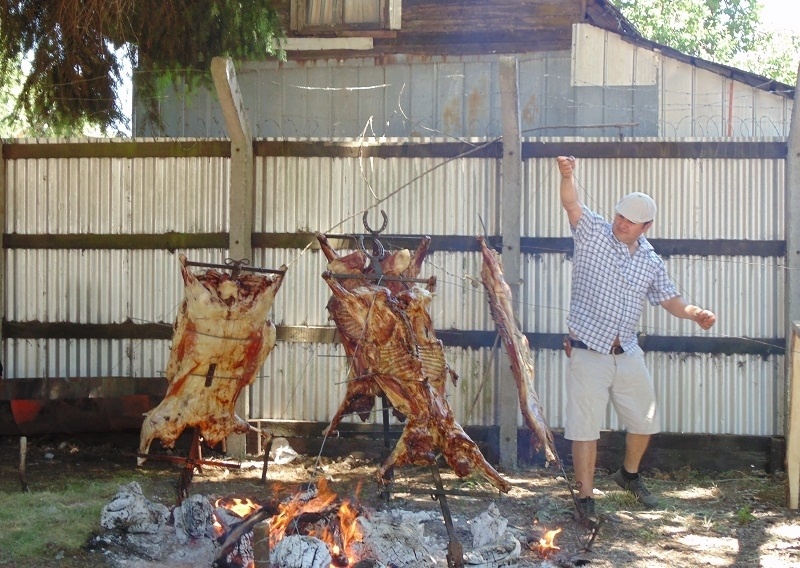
[{"x1": 615, "y1": 192, "x2": 657, "y2": 223}]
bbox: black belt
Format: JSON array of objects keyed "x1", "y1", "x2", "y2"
[{"x1": 569, "y1": 338, "x2": 624, "y2": 355}]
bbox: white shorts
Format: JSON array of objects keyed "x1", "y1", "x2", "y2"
[{"x1": 565, "y1": 347, "x2": 660, "y2": 441}]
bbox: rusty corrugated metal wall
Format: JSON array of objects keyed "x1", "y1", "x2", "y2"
[
  {"x1": 148, "y1": 25, "x2": 793, "y2": 141},
  {"x1": 3, "y1": 145, "x2": 230, "y2": 380}
]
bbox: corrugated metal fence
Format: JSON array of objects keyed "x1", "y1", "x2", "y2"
[{"x1": 0, "y1": 136, "x2": 786, "y2": 439}]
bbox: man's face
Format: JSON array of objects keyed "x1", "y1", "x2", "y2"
[{"x1": 612, "y1": 213, "x2": 652, "y2": 245}]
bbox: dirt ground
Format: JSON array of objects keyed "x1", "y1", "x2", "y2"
[{"x1": 2, "y1": 433, "x2": 800, "y2": 567}]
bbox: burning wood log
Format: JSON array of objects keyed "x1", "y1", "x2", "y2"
[
  {"x1": 138, "y1": 254, "x2": 286, "y2": 464},
  {"x1": 478, "y1": 237, "x2": 558, "y2": 465},
  {"x1": 212, "y1": 501, "x2": 280, "y2": 568}
]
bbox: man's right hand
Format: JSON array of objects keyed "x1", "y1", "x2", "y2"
[
  {"x1": 557, "y1": 155, "x2": 576, "y2": 179},
  {"x1": 557, "y1": 156, "x2": 582, "y2": 227}
]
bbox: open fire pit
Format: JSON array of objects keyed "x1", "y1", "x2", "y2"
[
  {"x1": 107, "y1": 234, "x2": 584, "y2": 567},
  {"x1": 93, "y1": 457, "x2": 584, "y2": 568}
]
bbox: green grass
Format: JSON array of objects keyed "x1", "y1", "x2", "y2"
[{"x1": 0, "y1": 475, "x2": 142, "y2": 564}]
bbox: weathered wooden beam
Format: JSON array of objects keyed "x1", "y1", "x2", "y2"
[
  {"x1": 785, "y1": 62, "x2": 800, "y2": 509},
  {"x1": 522, "y1": 140, "x2": 787, "y2": 159},
  {"x1": 2, "y1": 140, "x2": 230, "y2": 159},
  {"x1": 211, "y1": 56, "x2": 255, "y2": 458},
  {"x1": 0, "y1": 322, "x2": 784, "y2": 356},
  {"x1": 499, "y1": 56, "x2": 522, "y2": 469},
  {"x1": 0, "y1": 141, "x2": 5, "y2": 378},
  {"x1": 251, "y1": 140, "x2": 502, "y2": 159},
  {"x1": 788, "y1": 322, "x2": 800, "y2": 508},
  {"x1": 3, "y1": 233, "x2": 228, "y2": 250},
  {"x1": 0, "y1": 376, "x2": 167, "y2": 400}
]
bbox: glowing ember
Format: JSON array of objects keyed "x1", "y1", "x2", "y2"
[{"x1": 216, "y1": 497, "x2": 260, "y2": 518}]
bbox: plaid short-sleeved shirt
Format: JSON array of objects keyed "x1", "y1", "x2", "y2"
[{"x1": 567, "y1": 205, "x2": 678, "y2": 354}]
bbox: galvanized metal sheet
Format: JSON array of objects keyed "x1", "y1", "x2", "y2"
[{"x1": 0, "y1": 136, "x2": 788, "y2": 439}]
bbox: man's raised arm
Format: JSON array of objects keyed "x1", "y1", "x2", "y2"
[{"x1": 557, "y1": 156, "x2": 583, "y2": 228}]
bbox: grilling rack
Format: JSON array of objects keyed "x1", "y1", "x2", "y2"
[
  {"x1": 137, "y1": 257, "x2": 285, "y2": 504},
  {"x1": 182, "y1": 257, "x2": 287, "y2": 277},
  {"x1": 327, "y1": 210, "x2": 434, "y2": 285}
]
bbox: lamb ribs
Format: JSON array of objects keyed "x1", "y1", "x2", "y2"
[
  {"x1": 138, "y1": 254, "x2": 286, "y2": 464},
  {"x1": 318, "y1": 233, "x2": 511, "y2": 493}
]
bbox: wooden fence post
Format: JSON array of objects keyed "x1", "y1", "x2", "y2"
[
  {"x1": 786, "y1": 63, "x2": 800, "y2": 508},
  {"x1": 212, "y1": 56, "x2": 254, "y2": 458},
  {"x1": 788, "y1": 323, "x2": 800, "y2": 509},
  {"x1": 498, "y1": 56, "x2": 522, "y2": 469}
]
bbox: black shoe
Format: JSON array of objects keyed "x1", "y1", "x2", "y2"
[
  {"x1": 574, "y1": 497, "x2": 598, "y2": 524},
  {"x1": 613, "y1": 468, "x2": 659, "y2": 508}
]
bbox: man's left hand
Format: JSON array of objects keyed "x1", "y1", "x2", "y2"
[{"x1": 694, "y1": 309, "x2": 716, "y2": 330}]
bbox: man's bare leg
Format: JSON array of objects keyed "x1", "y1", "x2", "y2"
[
  {"x1": 623, "y1": 433, "x2": 651, "y2": 473},
  {"x1": 573, "y1": 440, "x2": 598, "y2": 498}
]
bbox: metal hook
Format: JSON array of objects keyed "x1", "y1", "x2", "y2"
[
  {"x1": 363, "y1": 209, "x2": 388, "y2": 235},
  {"x1": 358, "y1": 235, "x2": 384, "y2": 278},
  {"x1": 224, "y1": 258, "x2": 250, "y2": 278}
]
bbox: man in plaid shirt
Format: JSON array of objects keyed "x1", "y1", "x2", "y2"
[{"x1": 556, "y1": 156, "x2": 716, "y2": 522}]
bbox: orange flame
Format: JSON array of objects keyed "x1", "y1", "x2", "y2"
[
  {"x1": 267, "y1": 477, "x2": 363, "y2": 566},
  {"x1": 215, "y1": 497, "x2": 260, "y2": 518},
  {"x1": 535, "y1": 527, "x2": 562, "y2": 557},
  {"x1": 212, "y1": 497, "x2": 261, "y2": 538},
  {"x1": 214, "y1": 479, "x2": 363, "y2": 567}
]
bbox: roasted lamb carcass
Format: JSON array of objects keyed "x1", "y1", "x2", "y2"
[
  {"x1": 315, "y1": 233, "x2": 383, "y2": 434},
  {"x1": 315, "y1": 233, "x2": 434, "y2": 433},
  {"x1": 322, "y1": 272, "x2": 511, "y2": 493},
  {"x1": 138, "y1": 255, "x2": 286, "y2": 464},
  {"x1": 478, "y1": 237, "x2": 558, "y2": 465}
]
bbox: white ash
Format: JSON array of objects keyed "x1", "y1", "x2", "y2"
[
  {"x1": 271, "y1": 534, "x2": 332, "y2": 568},
  {"x1": 173, "y1": 494, "x2": 216, "y2": 544},
  {"x1": 100, "y1": 482, "x2": 170, "y2": 534},
  {"x1": 463, "y1": 531, "x2": 521, "y2": 567},
  {"x1": 352, "y1": 515, "x2": 439, "y2": 568},
  {"x1": 94, "y1": 487, "x2": 523, "y2": 568},
  {"x1": 468, "y1": 502, "x2": 508, "y2": 548}
]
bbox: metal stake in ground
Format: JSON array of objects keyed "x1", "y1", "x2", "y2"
[{"x1": 430, "y1": 465, "x2": 464, "y2": 568}]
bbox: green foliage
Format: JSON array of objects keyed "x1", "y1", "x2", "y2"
[
  {"x1": 735, "y1": 504, "x2": 756, "y2": 524},
  {"x1": 0, "y1": 0, "x2": 285, "y2": 136},
  {"x1": 614, "y1": 0, "x2": 798, "y2": 84},
  {"x1": 0, "y1": 55, "x2": 30, "y2": 137},
  {"x1": 616, "y1": 0, "x2": 759, "y2": 61}
]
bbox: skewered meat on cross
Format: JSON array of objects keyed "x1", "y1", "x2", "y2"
[
  {"x1": 315, "y1": 233, "x2": 435, "y2": 434},
  {"x1": 316, "y1": 234, "x2": 384, "y2": 433},
  {"x1": 478, "y1": 237, "x2": 558, "y2": 465},
  {"x1": 321, "y1": 270, "x2": 511, "y2": 493},
  {"x1": 138, "y1": 255, "x2": 286, "y2": 464}
]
